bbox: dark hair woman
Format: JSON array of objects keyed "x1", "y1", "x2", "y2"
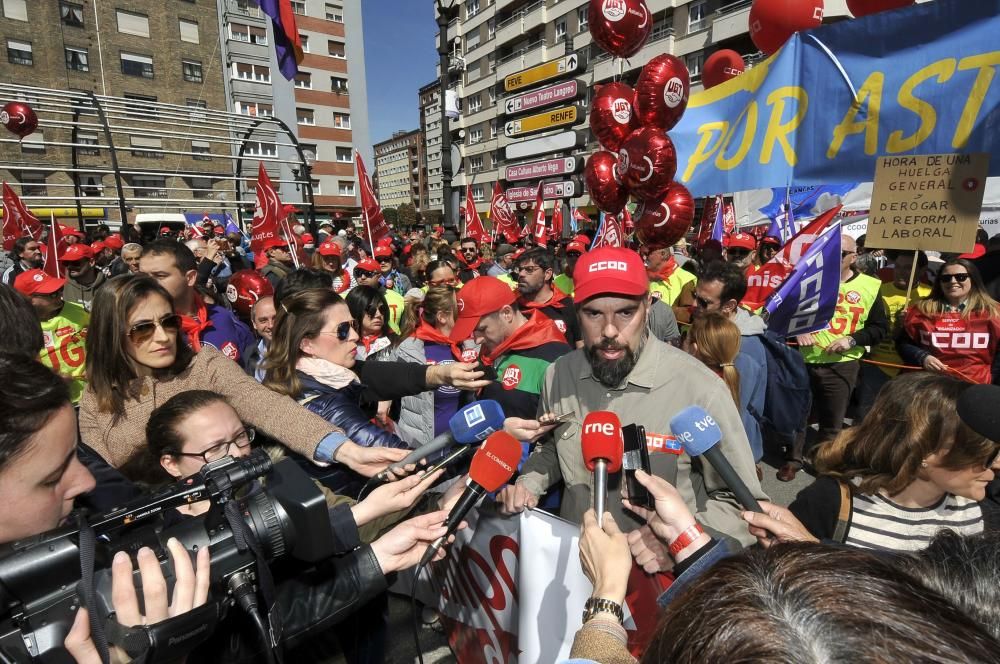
[
  {"x1": 424, "y1": 259, "x2": 460, "y2": 289},
  {"x1": 345, "y1": 285, "x2": 399, "y2": 362}
]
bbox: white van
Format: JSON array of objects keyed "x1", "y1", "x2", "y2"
[{"x1": 134, "y1": 213, "x2": 189, "y2": 241}]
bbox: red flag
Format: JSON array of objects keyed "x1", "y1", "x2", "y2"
[
  {"x1": 42, "y1": 216, "x2": 62, "y2": 278},
  {"x1": 463, "y1": 187, "x2": 487, "y2": 243},
  {"x1": 621, "y1": 206, "x2": 634, "y2": 237},
  {"x1": 530, "y1": 183, "x2": 548, "y2": 247},
  {"x1": 696, "y1": 195, "x2": 719, "y2": 245},
  {"x1": 2, "y1": 182, "x2": 41, "y2": 251},
  {"x1": 549, "y1": 203, "x2": 564, "y2": 241},
  {"x1": 490, "y1": 182, "x2": 519, "y2": 243},
  {"x1": 592, "y1": 212, "x2": 624, "y2": 249},
  {"x1": 354, "y1": 150, "x2": 389, "y2": 249},
  {"x1": 572, "y1": 207, "x2": 591, "y2": 225},
  {"x1": 250, "y1": 162, "x2": 283, "y2": 269},
  {"x1": 723, "y1": 200, "x2": 736, "y2": 235}
]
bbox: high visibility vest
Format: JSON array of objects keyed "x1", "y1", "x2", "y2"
[
  {"x1": 648, "y1": 267, "x2": 696, "y2": 306},
  {"x1": 800, "y1": 273, "x2": 881, "y2": 364}
]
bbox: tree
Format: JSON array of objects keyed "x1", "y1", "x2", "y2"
[
  {"x1": 382, "y1": 207, "x2": 399, "y2": 225},
  {"x1": 397, "y1": 203, "x2": 417, "y2": 228}
]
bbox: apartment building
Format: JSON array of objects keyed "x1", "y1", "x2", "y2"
[
  {"x1": 373, "y1": 129, "x2": 425, "y2": 213},
  {"x1": 419, "y1": 79, "x2": 444, "y2": 223}
]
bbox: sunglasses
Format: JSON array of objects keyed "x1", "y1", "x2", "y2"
[
  {"x1": 461, "y1": 247, "x2": 478, "y2": 254},
  {"x1": 173, "y1": 428, "x2": 256, "y2": 464},
  {"x1": 728, "y1": 249, "x2": 750, "y2": 258},
  {"x1": 319, "y1": 320, "x2": 357, "y2": 341},
  {"x1": 128, "y1": 313, "x2": 181, "y2": 343},
  {"x1": 354, "y1": 270, "x2": 378, "y2": 279},
  {"x1": 62, "y1": 260, "x2": 87, "y2": 269},
  {"x1": 34, "y1": 289, "x2": 64, "y2": 300},
  {"x1": 428, "y1": 277, "x2": 458, "y2": 287},
  {"x1": 940, "y1": 273, "x2": 970, "y2": 283},
  {"x1": 566, "y1": 252, "x2": 582, "y2": 259},
  {"x1": 693, "y1": 295, "x2": 715, "y2": 309}
]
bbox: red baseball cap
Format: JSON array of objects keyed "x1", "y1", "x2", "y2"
[
  {"x1": 760, "y1": 235, "x2": 781, "y2": 248},
  {"x1": 317, "y1": 240, "x2": 341, "y2": 256},
  {"x1": 262, "y1": 236, "x2": 289, "y2": 251},
  {"x1": 573, "y1": 247, "x2": 649, "y2": 303},
  {"x1": 14, "y1": 269, "x2": 65, "y2": 296},
  {"x1": 213, "y1": 225, "x2": 226, "y2": 236},
  {"x1": 61, "y1": 244, "x2": 95, "y2": 262},
  {"x1": 59, "y1": 224, "x2": 85, "y2": 238},
  {"x1": 160, "y1": 227, "x2": 172, "y2": 235},
  {"x1": 355, "y1": 258, "x2": 380, "y2": 273},
  {"x1": 90, "y1": 240, "x2": 106, "y2": 254},
  {"x1": 960, "y1": 243, "x2": 987, "y2": 260},
  {"x1": 450, "y1": 277, "x2": 517, "y2": 342},
  {"x1": 374, "y1": 246, "x2": 393, "y2": 259},
  {"x1": 104, "y1": 234, "x2": 124, "y2": 250},
  {"x1": 301, "y1": 232, "x2": 315, "y2": 244},
  {"x1": 566, "y1": 241, "x2": 587, "y2": 255},
  {"x1": 728, "y1": 232, "x2": 756, "y2": 251},
  {"x1": 572, "y1": 234, "x2": 590, "y2": 246}
]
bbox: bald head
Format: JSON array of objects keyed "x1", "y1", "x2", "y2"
[
  {"x1": 841, "y1": 234, "x2": 857, "y2": 277},
  {"x1": 842, "y1": 235, "x2": 857, "y2": 253}
]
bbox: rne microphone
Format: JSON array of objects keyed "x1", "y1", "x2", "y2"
[
  {"x1": 581, "y1": 411, "x2": 624, "y2": 524},
  {"x1": 418, "y1": 431, "x2": 522, "y2": 566},
  {"x1": 669, "y1": 406, "x2": 763, "y2": 513},
  {"x1": 380, "y1": 400, "x2": 505, "y2": 480}
]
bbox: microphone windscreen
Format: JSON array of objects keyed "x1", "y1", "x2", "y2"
[
  {"x1": 449, "y1": 400, "x2": 506, "y2": 444},
  {"x1": 957, "y1": 384, "x2": 1000, "y2": 442},
  {"x1": 469, "y1": 431, "x2": 522, "y2": 492},
  {"x1": 581, "y1": 411, "x2": 624, "y2": 473},
  {"x1": 670, "y1": 406, "x2": 722, "y2": 456}
]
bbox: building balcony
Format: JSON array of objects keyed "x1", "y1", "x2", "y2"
[
  {"x1": 226, "y1": 0, "x2": 264, "y2": 20},
  {"x1": 495, "y1": 38, "x2": 545, "y2": 79},
  {"x1": 711, "y1": 0, "x2": 753, "y2": 44}
]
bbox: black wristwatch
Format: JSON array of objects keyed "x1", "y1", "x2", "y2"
[{"x1": 582, "y1": 597, "x2": 624, "y2": 624}]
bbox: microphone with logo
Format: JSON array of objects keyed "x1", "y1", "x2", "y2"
[
  {"x1": 669, "y1": 406, "x2": 763, "y2": 513},
  {"x1": 418, "y1": 431, "x2": 523, "y2": 566},
  {"x1": 581, "y1": 411, "x2": 624, "y2": 524}
]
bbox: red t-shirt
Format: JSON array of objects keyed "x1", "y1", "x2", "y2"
[{"x1": 903, "y1": 307, "x2": 1000, "y2": 384}]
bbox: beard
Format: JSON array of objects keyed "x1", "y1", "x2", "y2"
[
  {"x1": 517, "y1": 280, "x2": 542, "y2": 298},
  {"x1": 585, "y1": 329, "x2": 648, "y2": 388}
]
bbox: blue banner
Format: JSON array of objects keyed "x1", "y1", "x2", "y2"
[
  {"x1": 758, "y1": 184, "x2": 857, "y2": 221},
  {"x1": 764, "y1": 224, "x2": 842, "y2": 336},
  {"x1": 672, "y1": 0, "x2": 1000, "y2": 196}
]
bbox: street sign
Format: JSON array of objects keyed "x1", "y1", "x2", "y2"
[
  {"x1": 503, "y1": 80, "x2": 581, "y2": 116},
  {"x1": 503, "y1": 54, "x2": 581, "y2": 93},
  {"x1": 504, "y1": 105, "x2": 580, "y2": 139},
  {"x1": 505, "y1": 156, "x2": 581, "y2": 183},
  {"x1": 504, "y1": 130, "x2": 585, "y2": 161},
  {"x1": 506, "y1": 180, "x2": 579, "y2": 204}
]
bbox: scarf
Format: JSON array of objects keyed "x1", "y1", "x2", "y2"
[
  {"x1": 519, "y1": 284, "x2": 569, "y2": 311},
  {"x1": 297, "y1": 356, "x2": 359, "y2": 390},
  {"x1": 647, "y1": 255, "x2": 679, "y2": 282},
  {"x1": 179, "y1": 293, "x2": 211, "y2": 352},
  {"x1": 413, "y1": 321, "x2": 463, "y2": 360},
  {"x1": 457, "y1": 253, "x2": 483, "y2": 271},
  {"x1": 482, "y1": 311, "x2": 568, "y2": 365}
]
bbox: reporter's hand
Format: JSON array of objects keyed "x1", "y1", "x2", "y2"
[
  {"x1": 427, "y1": 362, "x2": 491, "y2": 391},
  {"x1": 579, "y1": 510, "x2": 630, "y2": 605},
  {"x1": 622, "y1": 469, "x2": 697, "y2": 543},
  {"x1": 497, "y1": 482, "x2": 539, "y2": 515},
  {"x1": 335, "y1": 442, "x2": 410, "y2": 478},
  {"x1": 923, "y1": 355, "x2": 949, "y2": 373},
  {"x1": 370, "y1": 510, "x2": 464, "y2": 573},
  {"x1": 437, "y1": 474, "x2": 468, "y2": 512},
  {"x1": 742, "y1": 501, "x2": 819, "y2": 548},
  {"x1": 352, "y1": 468, "x2": 444, "y2": 526},
  {"x1": 626, "y1": 525, "x2": 673, "y2": 574},
  {"x1": 503, "y1": 416, "x2": 555, "y2": 442}
]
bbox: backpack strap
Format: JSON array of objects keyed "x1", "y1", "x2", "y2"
[{"x1": 831, "y1": 480, "x2": 853, "y2": 544}]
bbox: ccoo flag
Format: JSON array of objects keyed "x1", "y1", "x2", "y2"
[
  {"x1": 763, "y1": 223, "x2": 842, "y2": 337},
  {"x1": 489, "y1": 182, "x2": 519, "y2": 243},
  {"x1": 463, "y1": 186, "x2": 488, "y2": 243},
  {"x1": 255, "y1": 0, "x2": 304, "y2": 80}
]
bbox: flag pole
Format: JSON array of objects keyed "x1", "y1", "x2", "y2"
[{"x1": 50, "y1": 212, "x2": 61, "y2": 278}]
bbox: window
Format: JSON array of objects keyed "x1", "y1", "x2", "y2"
[
  {"x1": 325, "y1": 3, "x2": 343, "y2": 21},
  {"x1": 300, "y1": 34, "x2": 309, "y2": 52},
  {"x1": 470, "y1": 156, "x2": 483, "y2": 172},
  {"x1": 331, "y1": 76, "x2": 349, "y2": 93},
  {"x1": 20, "y1": 132, "x2": 44, "y2": 152},
  {"x1": 333, "y1": 113, "x2": 350, "y2": 128},
  {"x1": 117, "y1": 10, "x2": 150, "y2": 37},
  {"x1": 469, "y1": 128, "x2": 482, "y2": 144},
  {"x1": 192, "y1": 140, "x2": 211, "y2": 160},
  {"x1": 311, "y1": 180, "x2": 322, "y2": 195},
  {"x1": 328, "y1": 40, "x2": 345, "y2": 58},
  {"x1": 688, "y1": 0, "x2": 706, "y2": 32},
  {"x1": 76, "y1": 131, "x2": 99, "y2": 155},
  {"x1": 60, "y1": 1, "x2": 83, "y2": 27},
  {"x1": 245, "y1": 142, "x2": 277, "y2": 157},
  {"x1": 686, "y1": 51, "x2": 704, "y2": 82},
  {"x1": 234, "y1": 0, "x2": 262, "y2": 17},
  {"x1": 7, "y1": 39, "x2": 31, "y2": 66},
  {"x1": 338, "y1": 181, "x2": 356, "y2": 196},
  {"x1": 121, "y1": 52, "x2": 154, "y2": 78},
  {"x1": 190, "y1": 177, "x2": 214, "y2": 200},
  {"x1": 237, "y1": 101, "x2": 273, "y2": 116},
  {"x1": 297, "y1": 107, "x2": 315, "y2": 125},
  {"x1": 179, "y1": 19, "x2": 199, "y2": 43},
  {"x1": 130, "y1": 176, "x2": 167, "y2": 198},
  {"x1": 488, "y1": 88, "x2": 496, "y2": 106},
  {"x1": 294, "y1": 71, "x2": 312, "y2": 89},
  {"x1": 182, "y1": 60, "x2": 203, "y2": 83},
  {"x1": 290, "y1": 0, "x2": 305, "y2": 15},
  {"x1": 468, "y1": 95, "x2": 481, "y2": 113},
  {"x1": 577, "y1": 6, "x2": 588, "y2": 31},
  {"x1": 1, "y1": 0, "x2": 26, "y2": 21},
  {"x1": 231, "y1": 22, "x2": 267, "y2": 45},
  {"x1": 488, "y1": 18, "x2": 495, "y2": 39},
  {"x1": 78, "y1": 173, "x2": 103, "y2": 197},
  {"x1": 125, "y1": 94, "x2": 157, "y2": 117},
  {"x1": 555, "y1": 19, "x2": 566, "y2": 41},
  {"x1": 234, "y1": 62, "x2": 270, "y2": 82},
  {"x1": 466, "y1": 30, "x2": 480, "y2": 52},
  {"x1": 472, "y1": 184, "x2": 484, "y2": 202},
  {"x1": 187, "y1": 99, "x2": 207, "y2": 121},
  {"x1": 336, "y1": 146, "x2": 352, "y2": 162},
  {"x1": 489, "y1": 118, "x2": 497, "y2": 138},
  {"x1": 20, "y1": 172, "x2": 46, "y2": 196},
  {"x1": 130, "y1": 135, "x2": 162, "y2": 158},
  {"x1": 65, "y1": 47, "x2": 89, "y2": 72},
  {"x1": 465, "y1": 0, "x2": 479, "y2": 18}
]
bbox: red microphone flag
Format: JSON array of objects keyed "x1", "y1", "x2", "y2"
[
  {"x1": 490, "y1": 182, "x2": 520, "y2": 244},
  {"x1": 354, "y1": 150, "x2": 389, "y2": 250},
  {"x1": 250, "y1": 161, "x2": 282, "y2": 269},
  {"x1": 469, "y1": 431, "x2": 523, "y2": 492},
  {"x1": 581, "y1": 411, "x2": 623, "y2": 473},
  {"x1": 2, "y1": 182, "x2": 41, "y2": 251},
  {"x1": 463, "y1": 186, "x2": 487, "y2": 243}
]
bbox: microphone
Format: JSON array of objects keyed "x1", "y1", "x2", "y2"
[
  {"x1": 669, "y1": 406, "x2": 763, "y2": 513},
  {"x1": 418, "y1": 431, "x2": 522, "y2": 566},
  {"x1": 581, "y1": 411, "x2": 624, "y2": 524},
  {"x1": 380, "y1": 400, "x2": 505, "y2": 479}
]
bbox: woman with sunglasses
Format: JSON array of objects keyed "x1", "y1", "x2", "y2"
[
  {"x1": 788, "y1": 372, "x2": 1000, "y2": 552},
  {"x1": 422, "y1": 259, "x2": 460, "y2": 292},
  {"x1": 264, "y1": 288, "x2": 409, "y2": 495},
  {"x1": 346, "y1": 286, "x2": 400, "y2": 362},
  {"x1": 898, "y1": 258, "x2": 1000, "y2": 384},
  {"x1": 78, "y1": 275, "x2": 407, "y2": 477}
]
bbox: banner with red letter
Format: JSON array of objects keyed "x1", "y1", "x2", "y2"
[
  {"x1": 250, "y1": 162, "x2": 281, "y2": 268},
  {"x1": 464, "y1": 187, "x2": 488, "y2": 243}
]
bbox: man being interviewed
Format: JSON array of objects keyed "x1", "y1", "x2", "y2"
[{"x1": 499, "y1": 247, "x2": 767, "y2": 549}]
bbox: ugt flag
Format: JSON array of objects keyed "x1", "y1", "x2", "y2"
[
  {"x1": 463, "y1": 186, "x2": 487, "y2": 244},
  {"x1": 763, "y1": 223, "x2": 842, "y2": 337},
  {"x1": 250, "y1": 162, "x2": 282, "y2": 268},
  {"x1": 2, "y1": 182, "x2": 41, "y2": 251},
  {"x1": 489, "y1": 182, "x2": 519, "y2": 243},
  {"x1": 354, "y1": 150, "x2": 389, "y2": 247}
]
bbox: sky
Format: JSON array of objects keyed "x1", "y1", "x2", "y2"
[{"x1": 362, "y1": 1, "x2": 440, "y2": 146}]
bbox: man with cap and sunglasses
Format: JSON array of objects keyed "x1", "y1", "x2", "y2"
[
  {"x1": 260, "y1": 236, "x2": 296, "y2": 289},
  {"x1": 725, "y1": 232, "x2": 757, "y2": 269},
  {"x1": 499, "y1": 247, "x2": 767, "y2": 552},
  {"x1": 61, "y1": 243, "x2": 107, "y2": 312},
  {"x1": 553, "y1": 236, "x2": 588, "y2": 296},
  {"x1": 374, "y1": 244, "x2": 411, "y2": 295}
]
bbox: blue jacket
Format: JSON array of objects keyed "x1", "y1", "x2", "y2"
[
  {"x1": 733, "y1": 310, "x2": 768, "y2": 462},
  {"x1": 198, "y1": 303, "x2": 256, "y2": 367}
]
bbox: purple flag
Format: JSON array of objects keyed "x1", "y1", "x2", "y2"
[
  {"x1": 255, "y1": 0, "x2": 304, "y2": 81},
  {"x1": 763, "y1": 223, "x2": 842, "y2": 337},
  {"x1": 710, "y1": 195, "x2": 725, "y2": 244}
]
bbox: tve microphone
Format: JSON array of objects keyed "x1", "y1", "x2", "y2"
[
  {"x1": 418, "y1": 431, "x2": 522, "y2": 566},
  {"x1": 669, "y1": 406, "x2": 763, "y2": 513},
  {"x1": 581, "y1": 411, "x2": 624, "y2": 524},
  {"x1": 381, "y1": 400, "x2": 505, "y2": 478}
]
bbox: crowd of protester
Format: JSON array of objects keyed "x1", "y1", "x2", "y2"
[{"x1": 2, "y1": 211, "x2": 1000, "y2": 663}]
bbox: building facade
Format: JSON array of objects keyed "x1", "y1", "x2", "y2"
[
  {"x1": 373, "y1": 128, "x2": 424, "y2": 214},
  {"x1": 419, "y1": 80, "x2": 444, "y2": 223}
]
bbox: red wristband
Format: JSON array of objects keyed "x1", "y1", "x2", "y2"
[{"x1": 668, "y1": 522, "x2": 704, "y2": 556}]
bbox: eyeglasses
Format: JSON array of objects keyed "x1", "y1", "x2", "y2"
[
  {"x1": 34, "y1": 289, "x2": 64, "y2": 300},
  {"x1": 319, "y1": 320, "x2": 356, "y2": 341},
  {"x1": 727, "y1": 250, "x2": 750, "y2": 259},
  {"x1": 62, "y1": 260, "x2": 87, "y2": 269},
  {"x1": 461, "y1": 247, "x2": 478, "y2": 254},
  {"x1": 566, "y1": 252, "x2": 582, "y2": 259},
  {"x1": 428, "y1": 277, "x2": 458, "y2": 287},
  {"x1": 173, "y1": 428, "x2": 256, "y2": 464},
  {"x1": 127, "y1": 313, "x2": 181, "y2": 344},
  {"x1": 516, "y1": 265, "x2": 541, "y2": 274},
  {"x1": 354, "y1": 270, "x2": 378, "y2": 280},
  {"x1": 940, "y1": 273, "x2": 970, "y2": 283}
]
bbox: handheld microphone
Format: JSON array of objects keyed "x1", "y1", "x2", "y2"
[
  {"x1": 380, "y1": 400, "x2": 505, "y2": 480},
  {"x1": 669, "y1": 406, "x2": 763, "y2": 513},
  {"x1": 418, "y1": 431, "x2": 522, "y2": 566},
  {"x1": 581, "y1": 412, "x2": 624, "y2": 524}
]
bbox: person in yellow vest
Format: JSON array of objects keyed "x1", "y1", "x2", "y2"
[
  {"x1": 643, "y1": 244, "x2": 697, "y2": 323},
  {"x1": 13, "y1": 269, "x2": 89, "y2": 404},
  {"x1": 553, "y1": 238, "x2": 586, "y2": 295},
  {"x1": 855, "y1": 250, "x2": 931, "y2": 419},
  {"x1": 778, "y1": 234, "x2": 889, "y2": 482}
]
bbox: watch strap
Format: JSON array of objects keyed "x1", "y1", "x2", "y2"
[{"x1": 583, "y1": 597, "x2": 624, "y2": 624}]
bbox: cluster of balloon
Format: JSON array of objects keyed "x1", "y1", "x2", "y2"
[
  {"x1": 1, "y1": 101, "x2": 38, "y2": 140},
  {"x1": 748, "y1": 0, "x2": 825, "y2": 56},
  {"x1": 846, "y1": 0, "x2": 913, "y2": 17},
  {"x1": 702, "y1": 50, "x2": 746, "y2": 89}
]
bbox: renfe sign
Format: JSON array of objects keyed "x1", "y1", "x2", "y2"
[
  {"x1": 504, "y1": 157, "x2": 579, "y2": 182},
  {"x1": 504, "y1": 80, "x2": 580, "y2": 116}
]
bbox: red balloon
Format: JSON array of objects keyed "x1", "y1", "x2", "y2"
[
  {"x1": 635, "y1": 182, "x2": 695, "y2": 249},
  {"x1": 703, "y1": 50, "x2": 746, "y2": 89},
  {"x1": 617, "y1": 127, "x2": 677, "y2": 199},
  {"x1": 634, "y1": 54, "x2": 690, "y2": 131},
  {"x1": 587, "y1": 0, "x2": 652, "y2": 59},
  {"x1": 589, "y1": 82, "x2": 639, "y2": 152},
  {"x1": 749, "y1": 0, "x2": 824, "y2": 56},
  {"x1": 585, "y1": 151, "x2": 629, "y2": 215},
  {"x1": 846, "y1": 0, "x2": 914, "y2": 17},
  {"x1": 1, "y1": 101, "x2": 37, "y2": 139}
]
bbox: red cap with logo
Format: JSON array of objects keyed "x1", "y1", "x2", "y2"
[
  {"x1": 90, "y1": 240, "x2": 106, "y2": 254},
  {"x1": 374, "y1": 245, "x2": 393, "y2": 259},
  {"x1": 61, "y1": 244, "x2": 95, "y2": 262},
  {"x1": 760, "y1": 235, "x2": 781, "y2": 248},
  {"x1": 317, "y1": 240, "x2": 341, "y2": 257},
  {"x1": 104, "y1": 234, "x2": 124, "y2": 250},
  {"x1": 573, "y1": 247, "x2": 649, "y2": 303},
  {"x1": 262, "y1": 236, "x2": 289, "y2": 251},
  {"x1": 728, "y1": 232, "x2": 756, "y2": 251},
  {"x1": 160, "y1": 227, "x2": 173, "y2": 235},
  {"x1": 566, "y1": 241, "x2": 587, "y2": 255},
  {"x1": 355, "y1": 258, "x2": 380, "y2": 273},
  {"x1": 14, "y1": 269, "x2": 65, "y2": 296},
  {"x1": 301, "y1": 233, "x2": 314, "y2": 244},
  {"x1": 450, "y1": 276, "x2": 517, "y2": 342}
]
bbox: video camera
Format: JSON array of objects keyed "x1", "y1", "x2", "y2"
[{"x1": 0, "y1": 449, "x2": 336, "y2": 663}]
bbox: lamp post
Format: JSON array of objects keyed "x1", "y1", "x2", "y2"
[{"x1": 435, "y1": 0, "x2": 460, "y2": 232}]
